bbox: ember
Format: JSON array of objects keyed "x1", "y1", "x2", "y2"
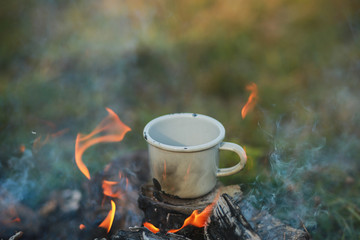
[
  {"x1": 241, "y1": 82, "x2": 258, "y2": 119},
  {"x1": 79, "y1": 223, "x2": 86, "y2": 230}
]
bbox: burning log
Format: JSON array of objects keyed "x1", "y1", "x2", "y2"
[
  {"x1": 204, "y1": 194, "x2": 261, "y2": 240},
  {"x1": 138, "y1": 182, "x2": 241, "y2": 239},
  {"x1": 134, "y1": 182, "x2": 310, "y2": 240},
  {"x1": 111, "y1": 228, "x2": 191, "y2": 240}
]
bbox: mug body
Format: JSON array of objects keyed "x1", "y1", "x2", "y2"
[
  {"x1": 144, "y1": 113, "x2": 225, "y2": 198},
  {"x1": 148, "y1": 144, "x2": 219, "y2": 198}
]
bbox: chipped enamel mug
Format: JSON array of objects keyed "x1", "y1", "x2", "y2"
[{"x1": 143, "y1": 113, "x2": 247, "y2": 198}]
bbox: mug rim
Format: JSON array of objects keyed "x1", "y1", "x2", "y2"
[{"x1": 143, "y1": 113, "x2": 225, "y2": 152}]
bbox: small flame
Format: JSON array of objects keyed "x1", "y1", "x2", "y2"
[
  {"x1": 99, "y1": 200, "x2": 116, "y2": 233},
  {"x1": 75, "y1": 108, "x2": 131, "y2": 180},
  {"x1": 50, "y1": 128, "x2": 69, "y2": 138},
  {"x1": 19, "y1": 144, "x2": 26, "y2": 153},
  {"x1": 144, "y1": 222, "x2": 160, "y2": 234},
  {"x1": 33, "y1": 129, "x2": 69, "y2": 152},
  {"x1": 33, "y1": 135, "x2": 50, "y2": 152},
  {"x1": 102, "y1": 180, "x2": 122, "y2": 199},
  {"x1": 79, "y1": 224, "x2": 86, "y2": 230},
  {"x1": 125, "y1": 177, "x2": 129, "y2": 190},
  {"x1": 167, "y1": 193, "x2": 219, "y2": 234},
  {"x1": 12, "y1": 217, "x2": 21, "y2": 223},
  {"x1": 241, "y1": 83, "x2": 258, "y2": 119}
]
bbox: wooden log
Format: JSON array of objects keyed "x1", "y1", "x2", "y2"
[
  {"x1": 205, "y1": 194, "x2": 261, "y2": 240},
  {"x1": 111, "y1": 228, "x2": 191, "y2": 240},
  {"x1": 137, "y1": 184, "x2": 310, "y2": 240},
  {"x1": 138, "y1": 182, "x2": 241, "y2": 239},
  {"x1": 251, "y1": 212, "x2": 309, "y2": 240},
  {"x1": 8, "y1": 231, "x2": 23, "y2": 240},
  {"x1": 235, "y1": 198, "x2": 311, "y2": 240}
]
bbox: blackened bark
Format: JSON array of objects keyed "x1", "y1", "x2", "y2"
[
  {"x1": 205, "y1": 194, "x2": 261, "y2": 240},
  {"x1": 111, "y1": 228, "x2": 191, "y2": 240}
]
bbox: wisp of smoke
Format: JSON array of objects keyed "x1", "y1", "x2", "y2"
[{"x1": 245, "y1": 107, "x2": 328, "y2": 230}]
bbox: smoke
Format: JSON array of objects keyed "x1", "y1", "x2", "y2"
[
  {"x1": 244, "y1": 51, "x2": 360, "y2": 235},
  {"x1": 244, "y1": 110, "x2": 324, "y2": 230},
  {"x1": 0, "y1": 150, "x2": 36, "y2": 203},
  {"x1": 244, "y1": 104, "x2": 337, "y2": 231}
]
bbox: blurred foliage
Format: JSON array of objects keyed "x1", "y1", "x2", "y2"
[{"x1": 0, "y1": 0, "x2": 360, "y2": 239}]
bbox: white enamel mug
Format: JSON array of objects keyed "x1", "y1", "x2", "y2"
[{"x1": 143, "y1": 113, "x2": 247, "y2": 198}]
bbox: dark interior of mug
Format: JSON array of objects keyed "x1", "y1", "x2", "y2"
[{"x1": 148, "y1": 115, "x2": 221, "y2": 147}]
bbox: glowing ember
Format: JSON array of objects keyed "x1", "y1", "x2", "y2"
[
  {"x1": 79, "y1": 224, "x2": 86, "y2": 230},
  {"x1": 102, "y1": 180, "x2": 122, "y2": 199},
  {"x1": 12, "y1": 217, "x2": 21, "y2": 223},
  {"x1": 19, "y1": 144, "x2": 26, "y2": 153},
  {"x1": 144, "y1": 222, "x2": 160, "y2": 234},
  {"x1": 167, "y1": 193, "x2": 219, "y2": 234},
  {"x1": 241, "y1": 83, "x2": 258, "y2": 119},
  {"x1": 75, "y1": 108, "x2": 131, "y2": 180},
  {"x1": 99, "y1": 200, "x2": 116, "y2": 233}
]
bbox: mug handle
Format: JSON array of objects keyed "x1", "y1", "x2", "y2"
[{"x1": 217, "y1": 142, "x2": 247, "y2": 177}]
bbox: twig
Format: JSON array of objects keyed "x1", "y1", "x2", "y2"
[{"x1": 297, "y1": 215, "x2": 310, "y2": 237}]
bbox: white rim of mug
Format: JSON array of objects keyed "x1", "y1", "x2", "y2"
[{"x1": 143, "y1": 113, "x2": 225, "y2": 152}]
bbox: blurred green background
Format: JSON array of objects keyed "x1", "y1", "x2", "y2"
[{"x1": 1, "y1": 0, "x2": 359, "y2": 239}]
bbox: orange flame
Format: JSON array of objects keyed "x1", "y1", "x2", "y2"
[
  {"x1": 33, "y1": 135, "x2": 51, "y2": 152},
  {"x1": 12, "y1": 217, "x2": 21, "y2": 223},
  {"x1": 144, "y1": 222, "x2": 160, "y2": 234},
  {"x1": 125, "y1": 177, "x2": 129, "y2": 190},
  {"x1": 33, "y1": 129, "x2": 69, "y2": 152},
  {"x1": 75, "y1": 108, "x2": 131, "y2": 180},
  {"x1": 167, "y1": 193, "x2": 219, "y2": 234},
  {"x1": 99, "y1": 200, "x2": 116, "y2": 233},
  {"x1": 19, "y1": 145, "x2": 26, "y2": 153},
  {"x1": 102, "y1": 180, "x2": 122, "y2": 199},
  {"x1": 241, "y1": 83, "x2": 258, "y2": 119},
  {"x1": 79, "y1": 224, "x2": 86, "y2": 230}
]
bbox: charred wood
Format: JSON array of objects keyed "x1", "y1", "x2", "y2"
[
  {"x1": 205, "y1": 194, "x2": 261, "y2": 240},
  {"x1": 250, "y1": 212, "x2": 310, "y2": 240},
  {"x1": 235, "y1": 197, "x2": 311, "y2": 240},
  {"x1": 136, "y1": 183, "x2": 310, "y2": 240},
  {"x1": 8, "y1": 231, "x2": 23, "y2": 240},
  {"x1": 138, "y1": 183, "x2": 241, "y2": 239},
  {"x1": 111, "y1": 228, "x2": 191, "y2": 240}
]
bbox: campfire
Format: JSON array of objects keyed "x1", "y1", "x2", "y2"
[{"x1": 0, "y1": 83, "x2": 311, "y2": 240}]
